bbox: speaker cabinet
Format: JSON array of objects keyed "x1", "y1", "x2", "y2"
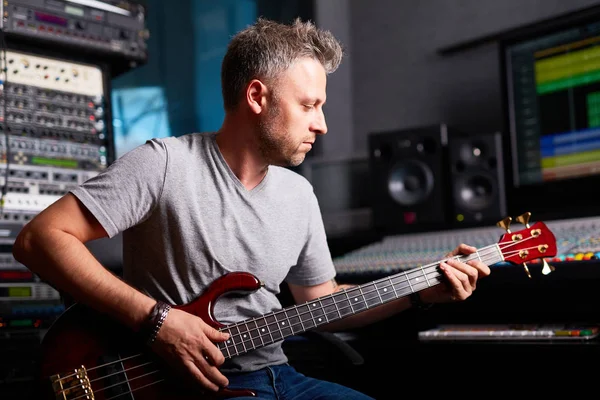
[
  {"x1": 448, "y1": 131, "x2": 506, "y2": 226},
  {"x1": 368, "y1": 124, "x2": 451, "y2": 234}
]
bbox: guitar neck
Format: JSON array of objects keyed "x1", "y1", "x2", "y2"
[{"x1": 218, "y1": 243, "x2": 504, "y2": 359}]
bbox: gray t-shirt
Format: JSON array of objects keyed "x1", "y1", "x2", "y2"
[{"x1": 70, "y1": 132, "x2": 336, "y2": 372}]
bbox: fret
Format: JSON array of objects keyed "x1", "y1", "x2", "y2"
[
  {"x1": 257, "y1": 316, "x2": 274, "y2": 345},
  {"x1": 218, "y1": 339, "x2": 232, "y2": 358},
  {"x1": 234, "y1": 333, "x2": 246, "y2": 354},
  {"x1": 309, "y1": 299, "x2": 327, "y2": 326},
  {"x1": 388, "y1": 277, "x2": 399, "y2": 300},
  {"x1": 376, "y1": 280, "x2": 395, "y2": 303},
  {"x1": 238, "y1": 323, "x2": 252, "y2": 351},
  {"x1": 347, "y1": 287, "x2": 367, "y2": 312},
  {"x1": 248, "y1": 320, "x2": 264, "y2": 347},
  {"x1": 228, "y1": 325, "x2": 240, "y2": 337},
  {"x1": 405, "y1": 270, "x2": 415, "y2": 294},
  {"x1": 306, "y1": 300, "x2": 323, "y2": 326},
  {"x1": 285, "y1": 308, "x2": 301, "y2": 335},
  {"x1": 293, "y1": 307, "x2": 306, "y2": 333},
  {"x1": 225, "y1": 325, "x2": 244, "y2": 355},
  {"x1": 408, "y1": 269, "x2": 429, "y2": 292},
  {"x1": 374, "y1": 281, "x2": 385, "y2": 304},
  {"x1": 334, "y1": 292, "x2": 353, "y2": 318},
  {"x1": 420, "y1": 265, "x2": 431, "y2": 288},
  {"x1": 320, "y1": 297, "x2": 336, "y2": 323},
  {"x1": 343, "y1": 290, "x2": 356, "y2": 315},
  {"x1": 390, "y1": 274, "x2": 409, "y2": 292},
  {"x1": 331, "y1": 294, "x2": 343, "y2": 321},
  {"x1": 270, "y1": 320, "x2": 284, "y2": 342},
  {"x1": 332, "y1": 292, "x2": 352, "y2": 318},
  {"x1": 275, "y1": 311, "x2": 293, "y2": 337},
  {"x1": 361, "y1": 283, "x2": 381, "y2": 308},
  {"x1": 296, "y1": 304, "x2": 316, "y2": 329}
]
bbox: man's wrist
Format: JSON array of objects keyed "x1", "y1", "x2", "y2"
[{"x1": 139, "y1": 300, "x2": 171, "y2": 346}]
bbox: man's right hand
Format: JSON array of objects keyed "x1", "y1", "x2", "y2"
[{"x1": 151, "y1": 308, "x2": 230, "y2": 392}]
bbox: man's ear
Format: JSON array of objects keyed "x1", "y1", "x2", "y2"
[{"x1": 246, "y1": 79, "x2": 268, "y2": 115}]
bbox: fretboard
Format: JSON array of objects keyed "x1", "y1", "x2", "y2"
[{"x1": 217, "y1": 244, "x2": 503, "y2": 358}]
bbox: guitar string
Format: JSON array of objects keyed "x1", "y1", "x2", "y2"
[
  {"x1": 68, "y1": 370, "x2": 163, "y2": 400},
  {"x1": 217, "y1": 238, "x2": 543, "y2": 353},
  {"x1": 218, "y1": 247, "x2": 498, "y2": 351},
  {"x1": 53, "y1": 236, "x2": 547, "y2": 398},
  {"x1": 217, "y1": 236, "x2": 545, "y2": 351}
]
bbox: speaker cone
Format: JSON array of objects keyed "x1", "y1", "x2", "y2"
[
  {"x1": 387, "y1": 160, "x2": 434, "y2": 206},
  {"x1": 455, "y1": 173, "x2": 495, "y2": 210}
]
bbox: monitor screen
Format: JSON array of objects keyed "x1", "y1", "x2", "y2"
[
  {"x1": 500, "y1": 10, "x2": 600, "y2": 219},
  {"x1": 504, "y1": 18, "x2": 600, "y2": 187}
]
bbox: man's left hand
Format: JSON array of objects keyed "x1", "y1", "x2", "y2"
[{"x1": 419, "y1": 243, "x2": 491, "y2": 304}]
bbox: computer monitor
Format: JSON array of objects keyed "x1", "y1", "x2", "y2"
[{"x1": 500, "y1": 9, "x2": 600, "y2": 220}]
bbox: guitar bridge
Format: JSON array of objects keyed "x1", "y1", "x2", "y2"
[{"x1": 51, "y1": 366, "x2": 94, "y2": 400}]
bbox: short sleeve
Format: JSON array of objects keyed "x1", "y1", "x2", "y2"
[
  {"x1": 285, "y1": 192, "x2": 336, "y2": 286},
  {"x1": 70, "y1": 139, "x2": 168, "y2": 238}
]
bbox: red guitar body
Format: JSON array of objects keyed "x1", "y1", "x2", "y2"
[{"x1": 39, "y1": 272, "x2": 262, "y2": 399}]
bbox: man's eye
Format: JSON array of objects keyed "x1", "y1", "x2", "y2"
[{"x1": 303, "y1": 104, "x2": 314, "y2": 109}]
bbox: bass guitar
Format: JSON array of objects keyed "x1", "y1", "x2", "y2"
[{"x1": 39, "y1": 214, "x2": 556, "y2": 399}]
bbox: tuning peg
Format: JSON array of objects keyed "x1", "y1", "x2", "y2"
[
  {"x1": 497, "y1": 216, "x2": 513, "y2": 233},
  {"x1": 541, "y1": 259, "x2": 555, "y2": 275},
  {"x1": 516, "y1": 212, "x2": 532, "y2": 228},
  {"x1": 522, "y1": 262, "x2": 532, "y2": 278}
]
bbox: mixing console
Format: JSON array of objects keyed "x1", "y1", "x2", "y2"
[{"x1": 333, "y1": 215, "x2": 600, "y2": 278}]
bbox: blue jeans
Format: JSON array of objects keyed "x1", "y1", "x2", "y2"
[{"x1": 224, "y1": 363, "x2": 374, "y2": 399}]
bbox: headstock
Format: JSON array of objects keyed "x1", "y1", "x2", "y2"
[{"x1": 496, "y1": 212, "x2": 558, "y2": 278}]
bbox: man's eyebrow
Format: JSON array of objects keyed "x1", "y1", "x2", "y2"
[{"x1": 304, "y1": 97, "x2": 326, "y2": 105}]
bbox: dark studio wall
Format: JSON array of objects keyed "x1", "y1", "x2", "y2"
[
  {"x1": 347, "y1": 0, "x2": 600, "y2": 153},
  {"x1": 112, "y1": 0, "x2": 197, "y2": 137}
]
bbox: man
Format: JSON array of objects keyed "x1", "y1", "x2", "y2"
[{"x1": 13, "y1": 17, "x2": 490, "y2": 399}]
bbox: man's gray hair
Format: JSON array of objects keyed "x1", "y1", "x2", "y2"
[{"x1": 221, "y1": 17, "x2": 344, "y2": 111}]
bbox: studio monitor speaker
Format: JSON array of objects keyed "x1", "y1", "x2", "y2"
[
  {"x1": 448, "y1": 131, "x2": 506, "y2": 225},
  {"x1": 368, "y1": 124, "x2": 451, "y2": 234}
]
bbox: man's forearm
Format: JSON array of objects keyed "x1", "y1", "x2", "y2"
[{"x1": 13, "y1": 227, "x2": 154, "y2": 331}]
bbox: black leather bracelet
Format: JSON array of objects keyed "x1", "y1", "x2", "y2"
[
  {"x1": 409, "y1": 292, "x2": 433, "y2": 311},
  {"x1": 141, "y1": 300, "x2": 171, "y2": 346}
]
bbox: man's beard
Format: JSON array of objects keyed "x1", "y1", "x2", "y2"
[{"x1": 257, "y1": 103, "x2": 306, "y2": 167}]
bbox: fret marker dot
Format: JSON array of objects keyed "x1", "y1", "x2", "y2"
[
  {"x1": 354, "y1": 298, "x2": 358, "y2": 302},
  {"x1": 312, "y1": 303, "x2": 316, "y2": 307},
  {"x1": 415, "y1": 278, "x2": 420, "y2": 281},
  {"x1": 261, "y1": 328, "x2": 265, "y2": 332},
  {"x1": 227, "y1": 340, "x2": 231, "y2": 344},
  {"x1": 383, "y1": 288, "x2": 387, "y2": 292},
  {"x1": 243, "y1": 334, "x2": 247, "y2": 338},
  {"x1": 281, "y1": 322, "x2": 286, "y2": 326},
  {"x1": 318, "y1": 318, "x2": 322, "y2": 322}
]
